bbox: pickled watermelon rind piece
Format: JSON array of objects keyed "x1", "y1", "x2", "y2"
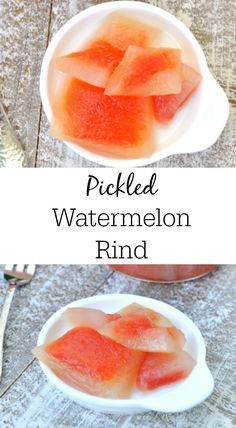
[
  {"x1": 153, "y1": 63, "x2": 202, "y2": 122},
  {"x1": 100, "y1": 312, "x2": 185, "y2": 352},
  {"x1": 50, "y1": 78, "x2": 155, "y2": 159},
  {"x1": 91, "y1": 12, "x2": 160, "y2": 51},
  {"x1": 105, "y1": 46, "x2": 182, "y2": 96},
  {"x1": 118, "y1": 303, "x2": 173, "y2": 327},
  {"x1": 52, "y1": 41, "x2": 124, "y2": 88},
  {"x1": 137, "y1": 350, "x2": 196, "y2": 391},
  {"x1": 61, "y1": 307, "x2": 120, "y2": 329},
  {"x1": 118, "y1": 304, "x2": 185, "y2": 348},
  {"x1": 33, "y1": 327, "x2": 143, "y2": 399}
]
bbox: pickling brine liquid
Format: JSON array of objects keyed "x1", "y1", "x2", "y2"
[{"x1": 109, "y1": 265, "x2": 216, "y2": 283}]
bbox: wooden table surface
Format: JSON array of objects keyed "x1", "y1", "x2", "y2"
[
  {"x1": 1, "y1": 0, "x2": 235, "y2": 168},
  {"x1": 0, "y1": 264, "x2": 235, "y2": 427}
]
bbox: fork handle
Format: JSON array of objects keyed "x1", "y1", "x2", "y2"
[{"x1": 0, "y1": 283, "x2": 17, "y2": 382}]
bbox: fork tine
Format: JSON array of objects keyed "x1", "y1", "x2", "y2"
[
  {"x1": 4, "y1": 264, "x2": 36, "y2": 282},
  {"x1": 4, "y1": 264, "x2": 15, "y2": 272},
  {"x1": 15, "y1": 264, "x2": 25, "y2": 273},
  {"x1": 26, "y1": 265, "x2": 36, "y2": 275},
  {"x1": 0, "y1": 263, "x2": 36, "y2": 382}
]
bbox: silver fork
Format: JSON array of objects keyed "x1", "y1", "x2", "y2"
[
  {"x1": 0, "y1": 264, "x2": 36, "y2": 382},
  {"x1": 0, "y1": 100, "x2": 26, "y2": 167}
]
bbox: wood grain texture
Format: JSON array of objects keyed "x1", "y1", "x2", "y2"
[
  {"x1": 0, "y1": 0, "x2": 53, "y2": 166},
  {"x1": 1, "y1": 0, "x2": 235, "y2": 167},
  {"x1": 0, "y1": 264, "x2": 112, "y2": 396},
  {"x1": 0, "y1": 264, "x2": 235, "y2": 427}
]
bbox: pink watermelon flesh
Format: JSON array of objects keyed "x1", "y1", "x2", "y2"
[
  {"x1": 153, "y1": 63, "x2": 202, "y2": 122},
  {"x1": 33, "y1": 327, "x2": 143, "y2": 398},
  {"x1": 100, "y1": 312, "x2": 184, "y2": 352},
  {"x1": 92, "y1": 13, "x2": 160, "y2": 51},
  {"x1": 105, "y1": 46, "x2": 182, "y2": 96},
  {"x1": 50, "y1": 78, "x2": 154, "y2": 159},
  {"x1": 52, "y1": 41, "x2": 124, "y2": 88},
  {"x1": 137, "y1": 350, "x2": 195, "y2": 390},
  {"x1": 118, "y1": 304, "x2": 185, "y2": 348},
  {"x1": 62, "y1": 307, "x2": 120, "y2": 330}
]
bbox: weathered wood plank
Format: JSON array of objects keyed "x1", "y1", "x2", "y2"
[
  {"x1": 34, "y1": 0, "x2": 236, "y2": 167},
  {"x1": 0, "y1": 265, "x2": 235, "y2": 427},
  {"x1": 0, "y1": 0, "x2": 53, "y2": 167},
  {"x1": 0, "y1": 264, "x2": 112, "y2": 396}
]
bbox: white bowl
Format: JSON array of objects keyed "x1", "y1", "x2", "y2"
[
  {"x1": 37, "y1": 293, "x2": 214, "y2": 414},
  {"x1": 40, "y1": 1, "x2": 229, "y2": 167}
]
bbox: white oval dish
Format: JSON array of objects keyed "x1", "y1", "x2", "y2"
[
  {"x1": 37, "y1": 293, "x2": 214, "y2": 414},
  {"x1": 40, "y1": 1, "x2": 229, "y2": 167}
]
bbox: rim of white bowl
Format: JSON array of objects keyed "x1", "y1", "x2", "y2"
[{"x1": 39, "y1": 1, "x2": 226, "y2": 167}]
